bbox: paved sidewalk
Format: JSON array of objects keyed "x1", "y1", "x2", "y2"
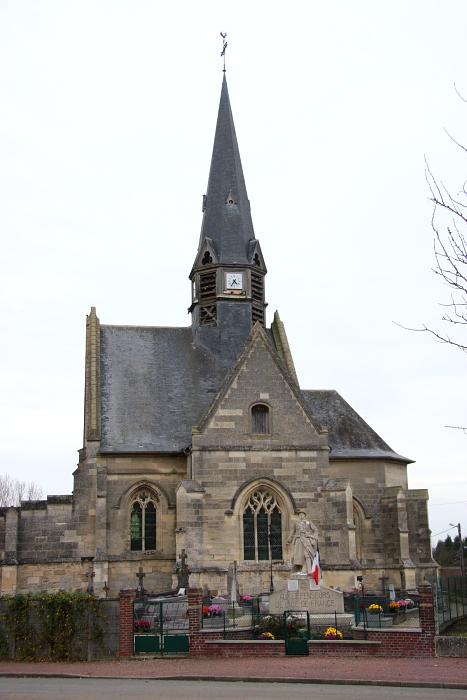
[{"x1": 0, "y1": 656, "x2": 466, "y2": 689}]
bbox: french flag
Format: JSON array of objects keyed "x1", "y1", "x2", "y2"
[{"x1": 311, "y1": 547, "x2": 320, "y2": 585}]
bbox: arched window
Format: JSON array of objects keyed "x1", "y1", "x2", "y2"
[
  {"x1": 243, "y1": 489, "x2": 282, "y2": 561},
  {"x1": 130, "y1": 490, "x2": 157, "y2": 551},
  {"x1": 251, "y1": 404, "x2": 269, "y2": 434}
]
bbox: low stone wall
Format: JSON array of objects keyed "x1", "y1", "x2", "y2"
[
  {"x1": 118, "y1": 582, "x2": 437, "y2": 658},
  {"x1": 91, "y1": 598, "x2": 119, "y2": 660},
  {"x1": 308, "y1": 640, "x2": 380, "y2": 656},
  {"x1": 352, "y1": 627, "x2": 434, "y2": 657},
  {"x1": 436, "y1": 636, "x2": 467, "y2": 657},
  {"x1": 202, "y1": 639, "x2": 284, "y2": 657}
]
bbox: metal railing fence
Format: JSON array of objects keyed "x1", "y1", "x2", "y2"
[
  {"x1": 428, "y1": 576, "x2": 467, "y2": 631},
  {"x1": 200, "y1": 600, "x2": 256, "y2": 638},
  {"x1": 353, "y1": 595, "x2": 420, "y2": 629},
  {"x1": 252, "y1": 610, "x2": 354, "y2": 640}
]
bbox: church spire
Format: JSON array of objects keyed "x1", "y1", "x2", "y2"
[
  {"x1": 197, "y1": 75, "x2": 255, "y2": 265},
  {"x1": 189, "y1": 76, "x2": 267, "y2": 370}
]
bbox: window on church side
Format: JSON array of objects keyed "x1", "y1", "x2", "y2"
[
  {"x1": 243, "y1": 490, "x2": 282, "y2": 561},
  {"x1": 252, "y1": 404, "x2": 269, "y2": 434},
  {"x1": 130, "y1": 491, "x2": 157, "y2": 551}
]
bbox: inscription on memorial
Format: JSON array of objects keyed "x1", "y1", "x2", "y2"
[{"x1": 269, "y1": 579, "x2": 344, "y2": 614}]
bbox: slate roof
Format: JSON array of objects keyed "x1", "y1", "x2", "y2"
[
  {"x1": 196, "y1": 75, "x2": 255, "y2": 265},
  {"x1": 100, "y1": 325, "x2": 224, "y2": 453},
  {"x1": 99, "y1": 323, "x2": 411, "y2": 463},
  {"x1": 302, "y1": 389, "x2": 412, "y2": 463}
]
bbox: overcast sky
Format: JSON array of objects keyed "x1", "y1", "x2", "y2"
[{"x1": 1, "y1": 0, "x2": 466, "y2": 546}]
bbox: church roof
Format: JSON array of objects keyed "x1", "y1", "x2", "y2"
[
  {"x1": 100, "y1": 325, "x2": 224, "y2": 453},
  {"x1": 99, "y1": 322, "x2": 411, "y2": 463},
  {"x1": 196, "y1": 75, "x2": 255, "y2": 265},
  {"x1": 302, "y1": 389, "x2": 413, "y2": 463}
]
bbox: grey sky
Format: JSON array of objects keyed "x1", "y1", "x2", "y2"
[{"x1": 1, "y1": 0, "x2": 466, "y2": 544}]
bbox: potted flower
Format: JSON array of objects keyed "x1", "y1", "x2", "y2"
[
  {"x1": 324, "y1": 626, "x2": 343, "y2": 640},
  {"x1": 389, "y1": 601, "x2": 400, "y2": 613},
  {"x1": 367, "y1": 604, "x2": 383, "y2": 613},
  {"x1": 209, "y1": 604, "x2": 222, "y2": 618},
  {"x1": 134, "y1": 620, "x2": 150, "y2": 632},
  {"x1": 258, "y1": 632, "x2": 275, "y2": 640},
  {"x1": 241, "y1": 595, "x2": 253, "y2": 610},
  {"x1": 202, "y1": 606, "x2": 210, "y2": 618}
]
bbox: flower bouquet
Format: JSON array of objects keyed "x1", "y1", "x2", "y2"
[
  {"x1": 324, "y1": 626, "x2": 343, "y2": 639},
  {"x1": 258, "y1": 632, "x2": 275, "y2": 640},
  {"x1": 134, "y1": 620, "x2": 150, "y2": 632},
  {"x1": 209, "y1": 604, "x2": 222, "y2": 617}
]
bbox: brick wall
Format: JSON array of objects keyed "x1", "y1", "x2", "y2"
[
  {"x1": 189, "y1": 582, "x2": 436, "y2": 658},
  {"x1": 352, "y1": 582, "x2": 435, "y2": 657},
  {"x1": 118, "y1": 588, "x2": 134, "y2": 658}
]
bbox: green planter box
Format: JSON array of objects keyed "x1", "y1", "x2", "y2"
[
  {"x1": 286, "y1": 636, "x2": 309, "y2": 655},
  {"x1": 163, "y1": 635, "x2": 189, "y2": 654},
  {"x1": 134, "y1": 634, "x2": 160, "y2": 653}
]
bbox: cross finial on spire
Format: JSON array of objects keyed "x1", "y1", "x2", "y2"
[{"x1": 220, "y1": 32, "x2": 227, "y2": 72}]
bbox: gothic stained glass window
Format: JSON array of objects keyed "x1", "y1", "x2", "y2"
[
  {"x1": 243, "y1": 490, "x2": 282, "y2": 561},
  {"x1": 251, "y1": 404, "x2": 269, "y2": 434},
  {"x1": 130, "y1": 491, "x2": 157, "y2": 551}
]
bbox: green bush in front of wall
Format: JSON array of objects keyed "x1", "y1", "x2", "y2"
[{"x1": 0, "y1": 590, "x2": 105, "y2": 660}]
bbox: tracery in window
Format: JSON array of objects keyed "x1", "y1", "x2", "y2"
[
  {"x1": 251, "y1": 404, "x2": 269, "y2": 434},
  {"x1": 130, "y1": 491, "x2": 157, "y2": 551},
  {"x1": 243, "y1": 489, "x2": 282, "y2": 561}
]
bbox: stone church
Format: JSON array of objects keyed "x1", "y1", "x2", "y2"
[{"x1": 0, "y1": 76, "x2": 436, "y2": 598}]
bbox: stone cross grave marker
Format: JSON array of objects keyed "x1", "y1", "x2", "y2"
[
  {"x1": 178, "y1": 549, "x2": 190, "y2": 589},
  {"x1": 86, "y1": 565, "x2": 95, "y2": 594},
  {"x1": 136, "y1": 566, "x2": 146, "y2": 596}
]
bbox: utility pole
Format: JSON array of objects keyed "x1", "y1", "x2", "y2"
[{"x1": 450, "y1": 523, "x2": 466, "y2": 577}]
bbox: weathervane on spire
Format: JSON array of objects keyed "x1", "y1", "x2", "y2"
[{"x1": 220, "y1": 32, "x2": 227, "y2": 72}]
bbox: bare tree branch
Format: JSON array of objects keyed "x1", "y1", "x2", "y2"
[{"x1": 409, "y1": 118, "x2": 467, "y2": 351}]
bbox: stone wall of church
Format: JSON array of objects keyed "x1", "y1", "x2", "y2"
[
  {"x1": 0, "y1": 497, "x2": 78, "y2": 569},
  {"x1": 103, "y1": 453, "x2": 185, "y2": 560},
  {"x1": 107, "y1": 559, "x2": 173, "y2": 595},
  {"x1": 329, "y1": 459, "x2": 407, "y2": 566},
  {"x1": 180, "y1": 331, "x2": 367, "y2": 595}
]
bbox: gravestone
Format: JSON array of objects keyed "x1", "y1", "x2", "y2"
[
  {"x1": 202, "y1": 585, "x2": 211, "y2": 607},
  {"x1": 269, "y1": 573, "x2": 344, "y2": 614},
  {"x1": 211, "y1": 595, "x2": 228, "y2": 614}
]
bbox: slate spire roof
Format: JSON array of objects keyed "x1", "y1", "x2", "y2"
[{"x1": 197, "y1": 75, "x2": 255, "y2": 265}]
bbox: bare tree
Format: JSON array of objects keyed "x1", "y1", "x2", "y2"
[
  {"x1": 399, "y1": 90, "x2": 467, "y2": 351},
  {"x1": 424, "y1": 138, "x2": 467, "y2": 351},
  {"x1": 0, "y1": 474, "x2": 43, "y2": 507}
]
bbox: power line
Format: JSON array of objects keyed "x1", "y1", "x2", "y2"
[
  {"x1": 428, "y1": 501, "x2": 467, "y2": 507},
  {"x1": 431, "y1": 526, "x2": 459, "y2": 539}
]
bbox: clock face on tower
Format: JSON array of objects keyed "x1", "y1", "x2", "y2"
[{"x1": 226, "y1": 273, "x2": 243, "y2": 290}]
